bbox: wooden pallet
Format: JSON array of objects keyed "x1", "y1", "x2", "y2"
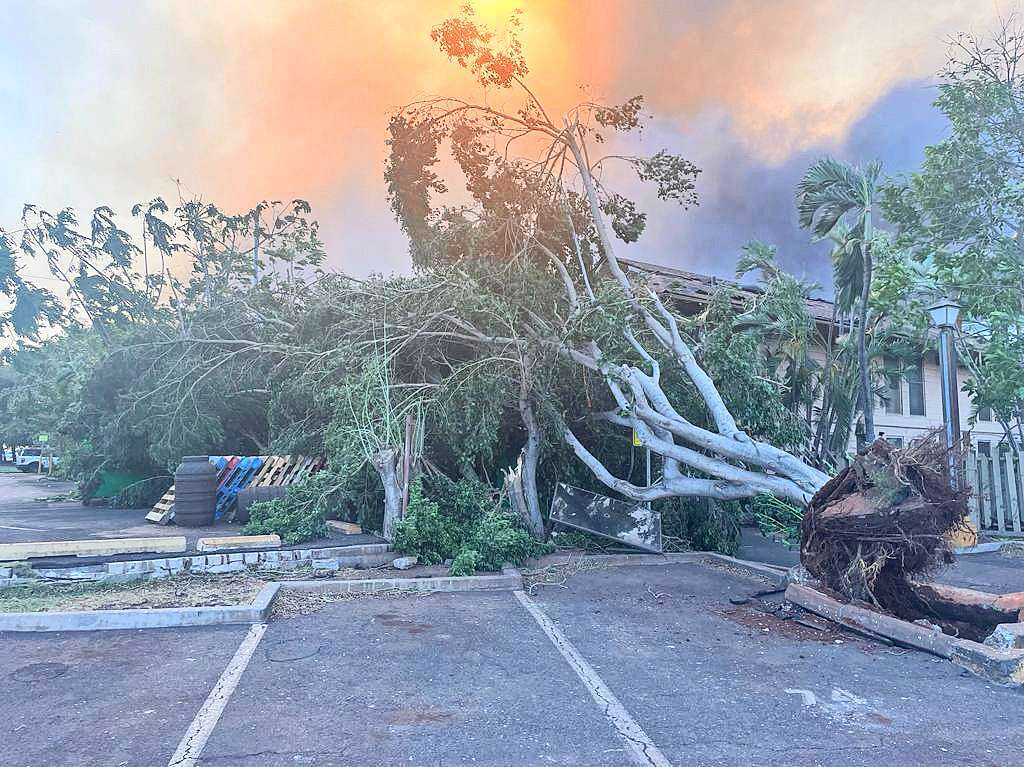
[
  {"x1": 146, "y1": 455, "x2": 326, "y2": 525},
  {"x1": 146, "y1": 487, "x2": 175, "y2": 525}
]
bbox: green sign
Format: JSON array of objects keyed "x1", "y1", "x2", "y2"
[{"x1": 37, "y1": 434, "x2": 48, "y2": 443}]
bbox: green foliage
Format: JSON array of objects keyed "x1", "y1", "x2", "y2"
[
  {"x1": 880, "y1": 23, "x2": 1024, "y2": 434},
  {"x1": 462, "y1": 508, "x2": 552, "y2": 571},
  {"x1": 241, "y1": 470, "x2": 360, "y2": 545},
  {"x1": 391, "y1": 481, "x2": 462, "y2": 565},
  {"x1": 449, "y1": 548, "x2": 479, "y2": 577},
  {"x1": 752, "y1": 494, "x2": 804, "y2": 546},
  {"x1": 392, "y1": 478, "x2": 551, "y2": 575},
  {"x1": 112, "y1": 476, "x2": 173, "y2": 509},
  {"x1": 243, "y1": 497, "x2": 329, "y2": 546},
  {"x1": 658, "y1": 497, "x2": 740, "y2": 555}
]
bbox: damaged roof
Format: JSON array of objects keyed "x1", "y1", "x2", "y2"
[{"x1": 619, "y1": 257, "x2": 837, "y2": 325}]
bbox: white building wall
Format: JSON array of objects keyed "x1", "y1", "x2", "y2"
[{"x1": 806, "y1": 346, "x2": 1005, "y2": 451}]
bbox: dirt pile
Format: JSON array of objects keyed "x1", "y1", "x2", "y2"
[{"x1": 800, "y1": 434, "x2": 971, "y2": 622}]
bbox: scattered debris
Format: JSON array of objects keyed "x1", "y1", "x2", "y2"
[
  {"x1": 1000, "y1": 542, "x2": 1024, "y2": 559},
  {"x1": 0, "y1": 573, "x2": 265, "y2": 613},
  {"x1": 392, "y1": 556, "x2": 418, "y2": 570},
  {"x1": 327, "y1": 520, "x2": 363, "y2": 535},
  {"x1": 521, "y1": 553, "x2": 610, "y2": 595}
]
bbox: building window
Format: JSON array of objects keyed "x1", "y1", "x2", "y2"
[
  {"x1": 889, "y1": 436, "x2": 904, "y2": 448},
  {"x1": 907, "y1": 359, "x2": 925, "y2": 416},
  {"x1": 882, "y1": 355, "x2": 903, "y2": 414},
  {"x1": 978, "y1": 406, "x2": 992, "y2": 421}
]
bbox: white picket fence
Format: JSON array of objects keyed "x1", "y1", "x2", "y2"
[{"x1": 967, "y1": 441, "x2": 1024, "y2": 536}]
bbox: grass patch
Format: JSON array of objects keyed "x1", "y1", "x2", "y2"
[{"x1": 0, "y1": 573, "x2": 266, "y2": 613}]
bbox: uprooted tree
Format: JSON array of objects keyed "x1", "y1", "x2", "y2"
[{"x1": 386, "y1": 6, "x2": 831, "y2": 522}]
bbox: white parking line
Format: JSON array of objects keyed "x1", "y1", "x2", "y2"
[
  {"x1": 167, "y1": 622, "x2": 267, "y2": 767},
  {"x1": 513, "y1": 590, "x2": 673, "y2": 767}
]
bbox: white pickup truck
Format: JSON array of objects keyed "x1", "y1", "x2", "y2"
[{"x1": 16, "y1": 448, "x2": 59, "y2": 472}]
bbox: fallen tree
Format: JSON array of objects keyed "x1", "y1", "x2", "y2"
[{"x1": 387, "y1": 7, "x2": 832, "y2": 518}]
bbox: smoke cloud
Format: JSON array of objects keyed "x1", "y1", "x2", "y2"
[{"x1": 0, "y1": 0, "x2": 1009, "y2": 286}]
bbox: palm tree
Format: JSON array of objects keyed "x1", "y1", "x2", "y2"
[{"x1": 798, "y1": 157, "x2": 882, "y2": 444}]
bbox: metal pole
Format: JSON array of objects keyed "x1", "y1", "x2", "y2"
[
  {"x1": 252, "y1": 228, "x2": 260, "y2": 286},
  {"x1": 938, "y1": 326, "x2": 962, "y2": 488},
  {"x1": 645, "y1": 447, "x2": 651, "y2": 510}
]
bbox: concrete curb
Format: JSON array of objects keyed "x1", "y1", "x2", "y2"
[
  {"x1": 0, "y1": 570, "x2": 528, "y2": 633},
  {"x1": 786, "y1": 582, "x2": 1024, "y2": 686},
  {"x1": 276, "y1": 570, "x2": 523, "y2": 595},
  {"x1": 0, "y1": 582, "x2": 280, "y2": 633},
  {"x1": 2, "y1": 543, "x2": 394, "y2": 588},
  {"x1": 701, "y1": 553, "x2": 788, "y2": 585},
  {"x1": 955, "y1": 540, "x2": 1020, "y2": 555}
]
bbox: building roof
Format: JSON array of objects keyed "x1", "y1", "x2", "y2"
[{"x1": 619, "y1": 258, "x2": 837, "y2": 324}]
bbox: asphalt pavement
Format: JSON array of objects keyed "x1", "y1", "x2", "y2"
[{"x1": 2, "y1": 561, "x2": 1021, "y2": 767}]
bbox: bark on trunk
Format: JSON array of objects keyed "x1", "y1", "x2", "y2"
[
  {"x1": 858, "y1": 236, "x2": 874, "y2": 444},
  {"x1": 372, "y1": 447, "x2": 403, "y2": 541},
  {"x1": 514, "y1": 385, "x2": 546, "y2": 539}
]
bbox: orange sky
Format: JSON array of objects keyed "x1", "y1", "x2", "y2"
[{"x1": 1, "y1": 0, "x2": 1009, "y2": 279}]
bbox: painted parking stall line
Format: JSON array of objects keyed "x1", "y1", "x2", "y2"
[
  {"x1": 513, "y1": 590, "x2": 673, "y2": 767},
  {"x1": 167, "y1": 622, "x2": 268, "y2": 767}
]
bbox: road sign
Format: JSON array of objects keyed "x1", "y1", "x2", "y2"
[{"x1": 37, "y1": 434, "x2": 48, "y2": 443}]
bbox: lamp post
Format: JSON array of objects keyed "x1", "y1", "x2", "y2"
[{"x1": 928, "y1": 298, "x2": 962, "y2": 488}]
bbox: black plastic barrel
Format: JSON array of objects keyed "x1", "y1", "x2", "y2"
[{"x1": 173, "y1": 455, "x2": 217, "y2": 527}]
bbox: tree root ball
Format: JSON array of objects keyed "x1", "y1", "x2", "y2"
[{"x1": 799, "y1": 434, "x2": 972, "y2": 621}]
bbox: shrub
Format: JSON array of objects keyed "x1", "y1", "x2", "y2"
[
  {"x1": 449, "y1": 548, "x2": 479, "y2": 576},
  {"x1": 243, "y1": 498, "x2": 328, "y2": 545},
  {"x1": 391, "y1": 481, "x2": 461, "y2": 565},
  {"x1": 392, "y1": 478, "x2": 552, "y2": 575},
  {"x1": 112, "y1": 476, "x2": 173, "y2": 509},
  {"x1": 463, "y1": 509, "x2": 552, "y2": 571}
]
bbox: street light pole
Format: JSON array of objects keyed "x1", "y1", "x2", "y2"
[{"x1": 928, "y1": 299, "x2": 962, "y2": 488}]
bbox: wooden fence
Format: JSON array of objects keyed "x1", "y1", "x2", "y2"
[{"x1": 967, "y1": 441, "x2": 1024, "y2": 536}]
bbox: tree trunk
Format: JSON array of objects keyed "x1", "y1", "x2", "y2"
[
  {"x1": 508, "y1": 392, "x2": 545, "y2": 539},
  {"x1": 371, "y1": 447, "x2": 403, "y2": 541},
  {"x1": 858, "y1": 219, "x2": 875, "y2": 444}
]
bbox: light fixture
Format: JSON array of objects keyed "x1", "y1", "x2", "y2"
[{"x1": 927, "y1": 298, "x2": 961, "y2": 329}]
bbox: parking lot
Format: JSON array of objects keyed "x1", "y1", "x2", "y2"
[{"x1": 3, "y1": 561, "x2": 1021, "y2": 767}]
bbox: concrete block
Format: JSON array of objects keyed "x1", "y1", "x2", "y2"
[
  {"x1": 392, "y1": 556, "x2": 418, "y2": 570},
  {"x1": 228, "y1": 553, "x2": 244, "y2": 564},
  {"x1": 206, "y1": 562, "x2": 246, "y2": 574},
  {"x1": 195, "y1": 534, "x2": 281, "y2": 552},
  {"x1": 312, "y1": 558, "x2": 339, "y2": 570},
  {"x1": 243, "y1": 552, "x2": 259, "y2": 565},
  {"x1": 951, "y1": 639, "x2": 1024, "y2": 686},
  {"x1": 0, "y1": 536, "x2": 187, "y2": 562},
  {"x1": 164, "y1": 557, "x2": 185, "y2": 573},
  {"x1": 0, "y1": 567, "x2": 12, "y2": 578},
  {"x1": 985, "y1": 622, "x2": 1024, "y2": 651},
  {"x1": 786, "y1": 583, "x2": 955, "y2": 658}
]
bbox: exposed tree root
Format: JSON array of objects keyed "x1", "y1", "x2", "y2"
[{"x1": 800, "y1": 434, "x2": 974, "y2": 634}]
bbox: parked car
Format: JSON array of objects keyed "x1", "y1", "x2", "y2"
[{"x1": 16, "y1": 448, "x2": 59, "y2": 472}]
